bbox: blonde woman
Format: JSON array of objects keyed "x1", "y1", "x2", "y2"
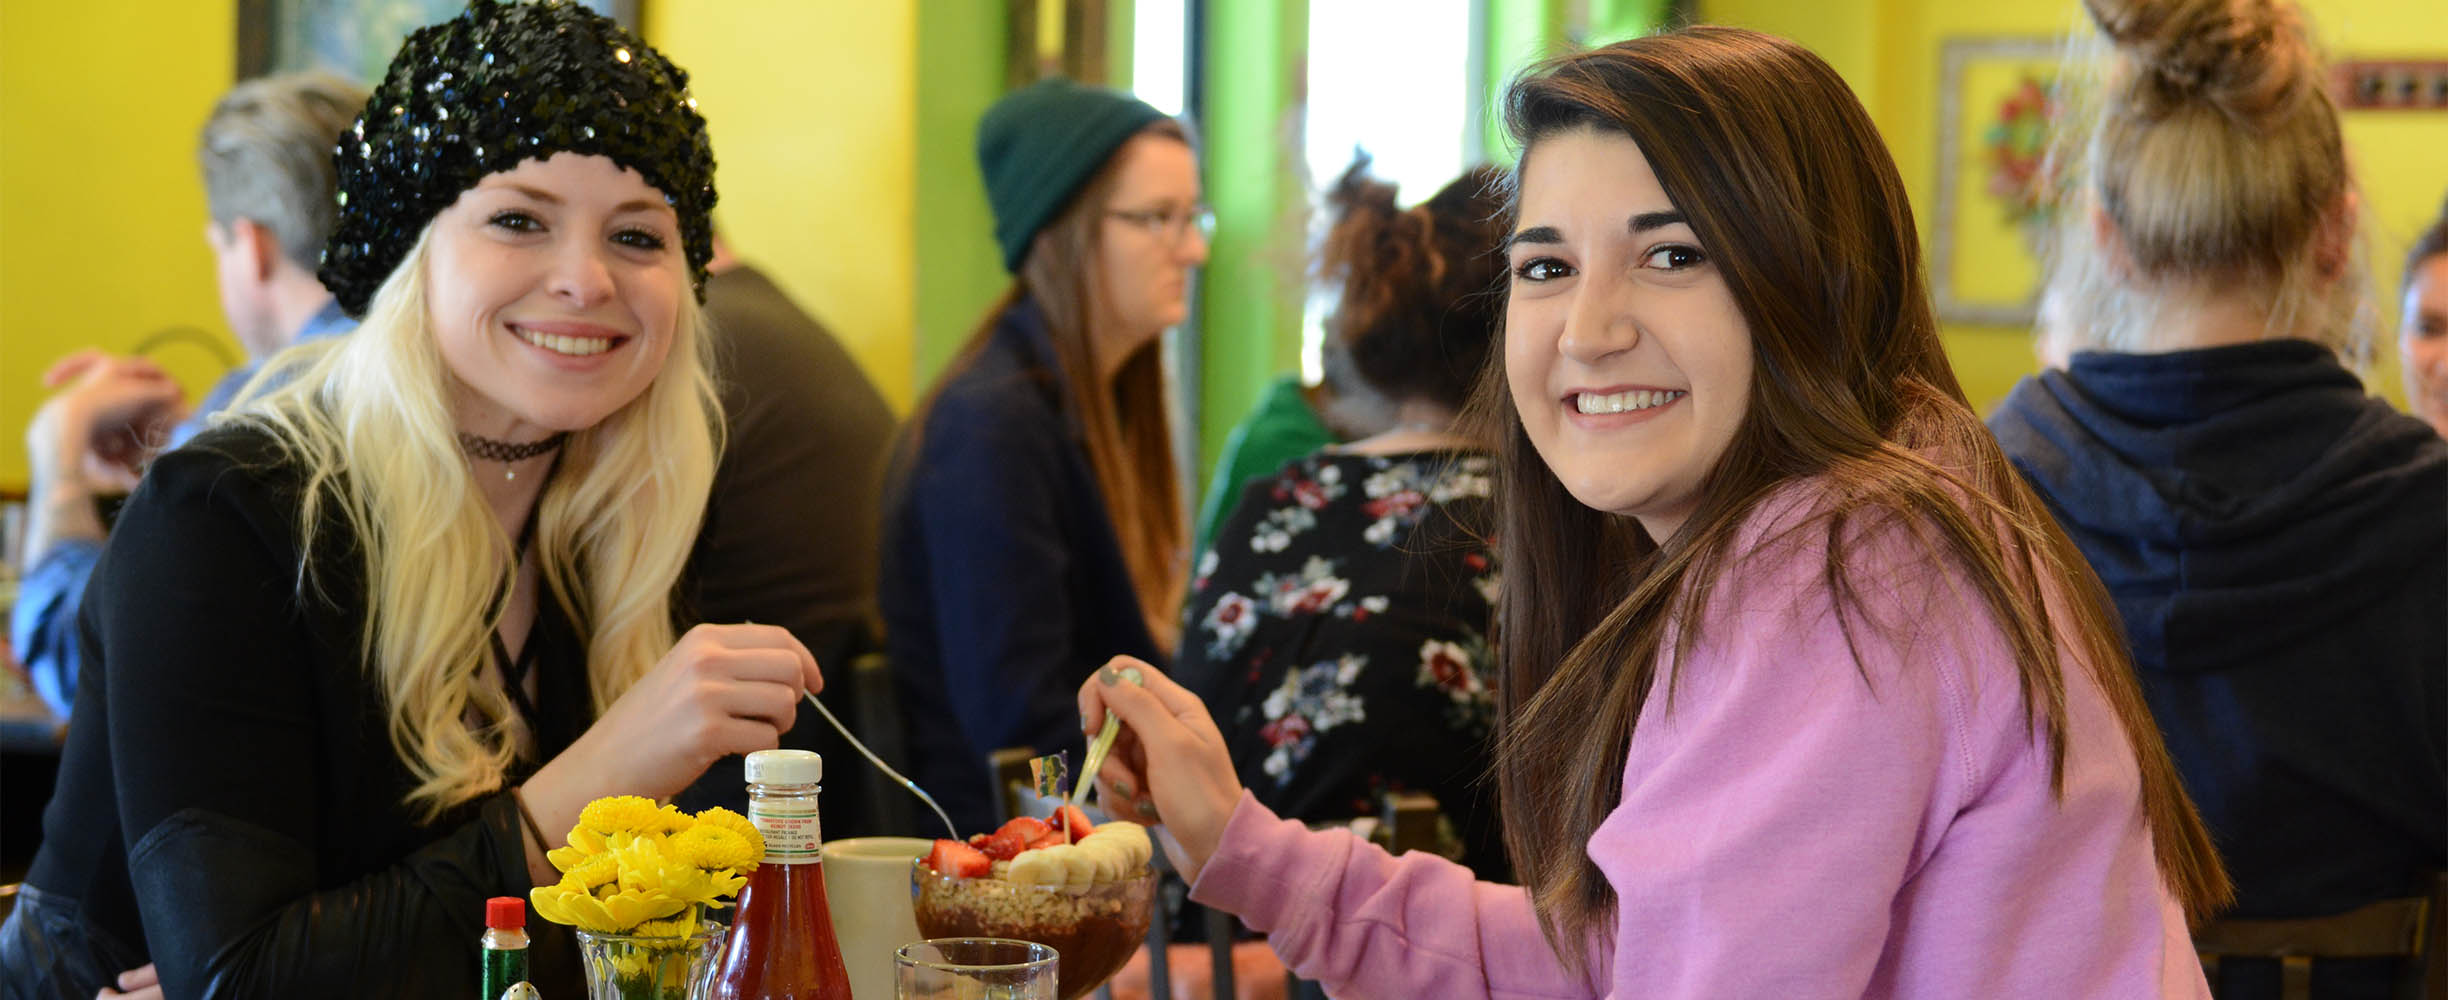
[
  {"x1": 0, "y1": 4, "x2": 820, "y2": 998},
  {"x1": 881, "y1": 78, "x2": 1206, "y2": 831},
  {"x1": 1990, "y1": 1, "x2": 2447, "y2": 995}
]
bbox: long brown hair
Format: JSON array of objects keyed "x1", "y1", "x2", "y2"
[
  {"x1": 914, "y1": 120, "x2": 1190, "y2": 649},
  {"x1": 1479, "y1": 27, "x2": 2231, "y2": 969}
]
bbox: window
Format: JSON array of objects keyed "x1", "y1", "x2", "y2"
[{"x1": 1300, "y1": 0, "x2": 1477, "y2": 381}]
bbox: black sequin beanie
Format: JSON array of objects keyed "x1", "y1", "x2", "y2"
[{"x1": 318, "y1": 0, "x2": 717, "y2": 318}]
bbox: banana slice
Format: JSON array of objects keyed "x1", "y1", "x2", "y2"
[
  {"x1": 1006, "y1": 847, "x2": 1067, "y2": 887},
  {"x1": 1058, "y1": 845, "x2": 1102, "y2": 888},
  {"x1": 1082, "y1": 821, "x2": 1153, "y2": 872}
]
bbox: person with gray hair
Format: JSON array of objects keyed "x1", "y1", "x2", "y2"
[{"x1": 11, "y1": 70, "x2": 364, "y2": 720}]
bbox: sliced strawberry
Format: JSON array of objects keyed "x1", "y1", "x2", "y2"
[
  {"x1": 993, "y1": 816, "x2": 1052, "y2": 843},
  {"x1": 1053, "y1": 805, "x2": 1096, "y2": 843},
  {"x1": 1024, "y1": 827, "x2": 1068, "y2": 851},
  {"x1": 978, "y1": 828, "x2": 1028, "y2": 861},
  {"x1": 926, "y1": 839, "x2": 991, "y2": 879}
]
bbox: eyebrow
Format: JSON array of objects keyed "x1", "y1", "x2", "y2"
[
  {"x1": 1505, "y1": 211, "x2": 1691, "y2": 252},
  {"x1": 495, "y1": 183, "x2": 670, "y2": 218},
  {"x1": 1630, "y1": 211, "x2": 1687, "y2": 233},
  {"x1": 1503, "y1": 225, "x2": 1562, "y2": 251}
]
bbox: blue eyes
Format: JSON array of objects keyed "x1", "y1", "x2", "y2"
[{"x1": 486, "y1": 210, "x2": 668, "y2": 252}]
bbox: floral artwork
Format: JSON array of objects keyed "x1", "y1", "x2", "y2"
[{"x1": 1982, "y1": 74, "x2": 2056, "y2": 232}]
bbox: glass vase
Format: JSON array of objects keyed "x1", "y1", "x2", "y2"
[{"x1": 574, "y1": 921, "x2": 725, "y2": 1000}]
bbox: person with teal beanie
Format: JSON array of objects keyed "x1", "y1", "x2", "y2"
[{"x1": 880, "y1": 77, "x2": 1210, "y2": 831}]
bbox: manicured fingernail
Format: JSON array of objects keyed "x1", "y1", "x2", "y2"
[
  {"x1": 1120, "y1": 666, "x2": 1145, "y2": 687},
  {"x1": 1135, "y1": 797, "x2": 1156, "y2": 815},
  {"x1": 1112, "y1": 776, "x2": 1133, "y2": 797},
  {"x1": 1100, "y1": 666, "x2": 1121, "y2": 685}
]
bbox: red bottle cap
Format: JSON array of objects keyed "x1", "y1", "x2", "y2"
[{"x1": 486, "y1": 896, "x2": 526, "y2": 930}]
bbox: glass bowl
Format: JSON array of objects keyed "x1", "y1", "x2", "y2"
[{"x1": 909, "y1": 857, "x2": 1156, "y2": 1000}]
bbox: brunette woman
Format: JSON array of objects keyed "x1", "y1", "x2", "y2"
[{"x1": 1078, "y1": 27, "x2": 2229, "y2": 999}]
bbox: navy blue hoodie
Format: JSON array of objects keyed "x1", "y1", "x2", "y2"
[{"x1": 1990, "y1": 340, "x2": 2447, "y2": 925}]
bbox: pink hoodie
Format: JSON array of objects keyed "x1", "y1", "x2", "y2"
[{"x1": 1189, "y1": 484, "x2": 2210, "y2": 999}]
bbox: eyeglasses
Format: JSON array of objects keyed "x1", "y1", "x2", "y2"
[{"x1": 1106, "y1": 204, "x2": 1215, "y2": 245}]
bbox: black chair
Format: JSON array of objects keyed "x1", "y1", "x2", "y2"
[{"x1": 2195, "y1": 873, "x2": 2445, "y2": 1000}]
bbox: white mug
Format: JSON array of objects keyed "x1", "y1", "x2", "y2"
[{"x1": 822, "y1": 836, "x2": 934, "y2": 1000}]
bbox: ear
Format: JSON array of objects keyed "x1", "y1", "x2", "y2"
[
  {"x1": 2312, "y1": 190, "x2": 2357, "y2": 285},
  {"x1": 230, "y1": 217, "x2": 281, "y2": 283},
  {"x1": 2089, "y1": 202, "x2": 2136, "y2": 282}
]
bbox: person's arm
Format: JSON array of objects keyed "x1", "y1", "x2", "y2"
[
  {"x1": 10, "y1": 538, "x2": 99, "y2": 716},
  {"x1": 15, "y1": 351, "x2": 186, "y2": 714},
  {"x1": 1195, "y1": 795, "x2": 1601, "y2": 1000},
  {"x1": 907, "y1": 391, "x2": 1085, "y2": 757},
  {"x1": 94, "y1": 447, "x2": 537, "y2": 997},
  {"x1": 1080, "y1": 661, "x2": 1604, "y2": 1000}
]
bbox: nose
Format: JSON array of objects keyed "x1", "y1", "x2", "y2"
[
  {"x1": 548, "y1": 238, "x2": 616, "y2": 309},
  {"x1": 1179, "y1": 223, "x2": 1210, "y2": 266},
  {"x1": 1556, "y1": 269, "x2": 1639, "y2": 365}
]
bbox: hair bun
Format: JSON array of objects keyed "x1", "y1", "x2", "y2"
[{"x1": 2083, "y1": 0, "x2": 2312, "y2": 121}]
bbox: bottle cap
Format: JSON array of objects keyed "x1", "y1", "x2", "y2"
[
  {"x1": 744, "y1": 748, "x2": 822, "y2": 785},
  {"x1": 486, "y1": 896, "x2": 526, "y2": 930}
]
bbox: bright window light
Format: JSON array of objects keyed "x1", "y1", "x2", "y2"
[
  {"x1": 1301, "y1": 0, "x2": 1475, "y2": 382},
  {"x1": 1133, "y1": 0, "x2": 1189, "y2": 117}
]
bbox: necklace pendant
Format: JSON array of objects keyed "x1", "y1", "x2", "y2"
[{"x1": 506, "y1": 469, "x2": 516, "y2": 481}]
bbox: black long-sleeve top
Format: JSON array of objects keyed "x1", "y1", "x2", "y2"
[{"x1": 2, "y1": 425, "x2": 591, "y2": 998}]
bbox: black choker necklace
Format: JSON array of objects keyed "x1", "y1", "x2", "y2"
[{"x1": 458, "y1": 431, "x2": 566, "y2": 480}]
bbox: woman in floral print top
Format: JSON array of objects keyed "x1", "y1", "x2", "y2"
[{"x1": 1175, "y1": 158, "x2": 1514, "y2": 880}]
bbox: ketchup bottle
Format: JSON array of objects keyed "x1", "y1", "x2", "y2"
[{"x1": 706, "y1": 749, "x2": 851, "y2": 999}]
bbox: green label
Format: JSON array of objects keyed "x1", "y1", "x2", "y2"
[{"x1": 482, "y1": 947, "x2": 529, "y2": 1000}]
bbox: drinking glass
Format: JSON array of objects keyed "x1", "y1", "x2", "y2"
[{"x1": 893, "y1": 938, "x2": 1057, "y2": 1000}]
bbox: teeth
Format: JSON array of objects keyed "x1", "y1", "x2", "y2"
[
  {"x1": 514, "y1": 327, "x2": 616, "y2": 357},
  {"x1": 1574, "y1": 389, "x2": 1685, "y2": 414}
]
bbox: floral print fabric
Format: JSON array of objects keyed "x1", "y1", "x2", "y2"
[{"x1": 1178, "y1": 449, "x2": 1508, "y2": 880}]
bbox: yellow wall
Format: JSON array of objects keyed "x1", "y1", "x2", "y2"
[
  {"x1": 645, "y1": 1, "x2": 921, "y2": 412},
  {"x1": 0, "y1": 2, "x2": 922, "y2": 493},
  {"x1": 1, "y1": 3, "x2": 238, "y2": 490},
  {"x1": 1705, "y1": 0, "x2": 2445, "y2": 414}
]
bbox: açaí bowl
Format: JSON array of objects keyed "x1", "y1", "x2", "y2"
[{"x1": 909, "y1": 857, "x2": 1155, "y2": 1000}]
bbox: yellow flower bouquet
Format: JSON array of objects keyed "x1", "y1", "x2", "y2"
[{"x1": 531, "y1": 796, "x2": 763, "y2": 1000}]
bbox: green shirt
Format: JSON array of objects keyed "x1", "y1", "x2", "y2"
[{"x1": 1194, "y1": 375, "x2": 1338, "y2": 555}]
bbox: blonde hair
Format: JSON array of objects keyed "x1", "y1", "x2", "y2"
[
  {"x1": 231, "y1": 227, "x2": 722, "y2": 817},
  {"x1": 2043, "y1": 0, "x2": 2371, "y2": 361}
]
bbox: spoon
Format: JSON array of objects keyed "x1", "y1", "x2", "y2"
[
  {"x1": 1068, "y1": 665, "x2": 1140, "y2": 816},
  {"x1": 802, "y1": 690, "x2": 960, "y2": 841}
]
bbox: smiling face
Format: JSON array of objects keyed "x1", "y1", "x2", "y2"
[
  {"x1": 423, "y1": 152, "x2": 685, "y2": 439},
  {"x1": 1091, "y1": 133, "x2": 1208, "y2": 365},
  {"x1": 2402, "y1": 253, "x2": 2448, "y2": 438},
  {"x1": 1504, "y1": 126, "x2": 1754, "y2": 541}
]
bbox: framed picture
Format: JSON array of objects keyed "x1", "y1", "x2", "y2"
[
  {"x1": 1932, "y1": 37, "x2": 2062, "y2": 328},
  {"x1": 237, "y1": 0, "x2": 642, "y2": 83}
]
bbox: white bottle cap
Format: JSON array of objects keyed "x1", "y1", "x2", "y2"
[{"x1": 744, "y1": 749, "x2": 822, "y2": 785}]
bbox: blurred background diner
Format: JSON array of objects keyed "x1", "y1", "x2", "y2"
[{"x1": 1, "y1": 0, "x2": 2442, "y2": 996}]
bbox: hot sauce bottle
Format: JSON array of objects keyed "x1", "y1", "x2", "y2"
[{"x1": 706, "y1": 749, "x2": 852, "y2": 1000}]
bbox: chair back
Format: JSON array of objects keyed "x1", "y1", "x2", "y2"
[{"x1": 2195, "y1": 875, "x2": 2443, "y2": 1000}]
